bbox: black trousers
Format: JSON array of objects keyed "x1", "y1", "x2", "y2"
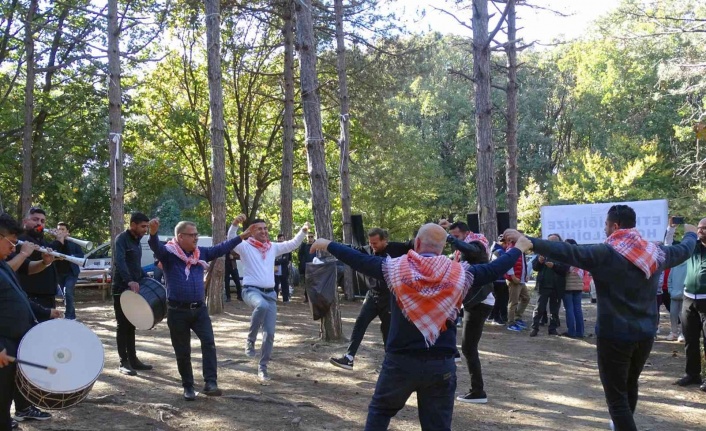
[
  {"x1": 113, "y1": 295, "x2": 138, "y2": 364},
  {"x1": 596, "y1": 337, "x2": 653, "y2": 431},
  {"x1": 681, "y1": 296, "x2": 706, "y2": 378},
  {"x1": 488, "y1": 281, "x2": 508, "y2": 322},
  {"x1": 275, "y1": 267, "x2": 290, "y2": 302},
  {"x1": 347, "y1": 291, "x2": 391, "y2": 357},
  {"x1": 532, "y1": 292, "x2": 560, "y2": 331},
  {"x1": 224, "y1": 259, "x2": 242, "y2": 300},
  {"x1": 167, "y1": 305, "x2": 218, "y2": 388},
  {"x1": 461, "y1": 303, "x2": 493, "y2": 395},
  {"x1": 0, "y1": 337, "x2": 31, "y2": 431}
]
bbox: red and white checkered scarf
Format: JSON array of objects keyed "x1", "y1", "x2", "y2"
[
  {"x1": 165, "y1": 240, "x2": 209, "y2": 280},
  {"x1": 247, "y1": 238, "x2": 272, "y2": 259},
  {"x1": 454, "y1": 232, "x2": 490, "y2": 262},
  {"x1": 382, "y1": 250, "x2": 473, "y2": 347},
  {"x1": 605, "y1": 228, "x2": 665, "y2": 279}
]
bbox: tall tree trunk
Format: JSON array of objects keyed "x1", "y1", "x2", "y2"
[
  {"x1": 280, "y1": 0, "x2": 295, "y2": 239},
  {"x1": 295, "y1": 0, "x2": 343, "y2": 341},
  {"x1": 107, "y1": 0, "x2": 125, "y2": 250},
  {"x1": 205, "y1": 0, "x2": 226, "y2": 315},
  {"x1": 334, "y1": 0, "x2": 354, "y2": 301},
  {"x1": 472, "y1": 0, "x2": 498, "y2": 241},
  {"x1": 505, "y1": 0, "x2": 518, "y2": 229},
  {"x1": 20, "y1": 0, "x2": 37, "y2": 217}
]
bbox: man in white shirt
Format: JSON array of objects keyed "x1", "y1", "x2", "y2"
[{"x1": 228, "y1": 218, "x2": 310, "y2": 382}]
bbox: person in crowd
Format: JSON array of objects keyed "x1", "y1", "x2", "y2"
[
  {"x1": 488, "y1": 235, "x2": 509, "y2": 325},
  {"x1": 504, "y1": 205, "x2": 697, "y2": 431},
  {"x1": 297, "y1": 233, "x2": 316, "y2": 303},
  {"x1": 530, "y1": 234, "x2": 568, "y2": 337},
  {"x1": 310, "y1": 223, "x2": 532, "y2": 430},
  {"x1": 112, "y1": 212, "x2": 152, "y2": 377},
  {"x1": 330, "y1": 228, "x2": 413, "y2": 371},
  {"x1": 506, "y1": 232, "x2": 530, "y2": 332},
  {"x1": 0, "y1": 213, "x2": 61, "y2": 428},
  {"x1": 667, "y1": 257, "x2": 686, "y2": 342},
  {"x1": 562, "y1": 238, "x2": 585, "y2": 338},
  {"x1": 224, "y1": 250, "x2": 242, "y2": 302},
  {"x1": 229, "y1": 218, "x2": 310, "y2": 382},
  {"x1": 673, "y1": 217, "x2": 706, "y2": 392},
  {"x1": 149, "y1": 215, "x2": 252, "y2": 400},
  {"x1": 51, "y1": 222, "x2": 84, "y2": 320},
  {"x1": 7, "y1": 207, "x2": 56, "y2": 311},
  {"x1": 274, "y1": 233, "x2": 292, "y2": 303}
]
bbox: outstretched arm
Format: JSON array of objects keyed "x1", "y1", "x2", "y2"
[{"x1": 312, "y1": 239, "x2": 385, "y2": 279}]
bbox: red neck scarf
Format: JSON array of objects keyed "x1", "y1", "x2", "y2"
[
  {"x1": 605, "y1": 228, "x2": 665, "y2": 279},
  {"x1": 382, "y1": 250, "x2": 472, "y2": 347},
  {"x1": 453, "y1": 232, "x2": 490, "y2": 262},
  {"x1": 164, "y1": 240, "x2": 209, "y2": 280},
  {"x1": 247, "y1": 237, "x2": 272, "y2": 259}
]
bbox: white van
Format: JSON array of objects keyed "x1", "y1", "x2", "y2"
[{"x1": 84, "y1": 235, "x2": 213, "y2": 272}]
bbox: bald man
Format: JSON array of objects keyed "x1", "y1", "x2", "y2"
[{"x1": 311, "y1": 224, "x2": 531, "y2": 431}]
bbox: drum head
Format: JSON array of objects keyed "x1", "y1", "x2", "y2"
[
  {"x1": 121, "y1": 290, "x2": 155, "y2": 330},
  {"x1": 18, "y1": 320, "x2": 104, "y2": 393}
]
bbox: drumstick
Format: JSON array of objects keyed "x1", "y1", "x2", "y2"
[{"x1": 8, "y1": 356, "x2": 57, "y2": 375}]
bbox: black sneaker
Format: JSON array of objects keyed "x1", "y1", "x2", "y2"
[
  {"x1": 119, "y1": 362, "x2": 137, "y2": 376},
  {"x1": 673, "y1": 375, "x2": 702, "y2": 386},
  {"x1": 14, "y1": 406, "x2": 52, "y2": 422},
  {"x1": 700, "y1": 382, "x2": 706, "y2": 393},
  {"x1": 329, "y1": 355, "x2": 354, "y2": 370},
  {"x1": 11, "y1": 419, "x2": 19, "y2": 429},
  {"x1": 456, "y1": 391, "x2": 488, "y2": 404},
  {"x1": 129, "y1": 359, "x2": 153, "y2": 371},
  {"x1": 530, "y1": 328, "x2": 539, "y2": 337}
]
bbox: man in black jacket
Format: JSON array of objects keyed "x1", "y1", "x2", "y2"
[
  {"x1": 530, "y1": 233, "x2": 568, "y2": 337},
  {"x1": 51, "y1": 222, "x2": 84, "y2": 320},
  {"x1": 329, "y1": 228, "x2": 412, "y2": 371},
  {"x1": 504, "y1": 205, "x2": 697, "y2": 431},
  {"x1": 0, "y1": 213, "x2": 61, "y2": 428},
  {"x1": 112, "y1": 212, "x2": 152, "y2": 377},
  {"x1": 274, "y1": 233, "x2": 292, "y2": 303}
]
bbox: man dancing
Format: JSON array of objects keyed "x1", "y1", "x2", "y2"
[
  {"x1": 149, "y1": 215, "x2": 252, "y2": 400},
  {"x1": 504, "y1": 205, "x2": 697, "y2": 431},
  {"x1": 311, "y1": 223, "x2": 531, "y2": 430},
  {"x1": 228, "y1": 218, "x2": 310, "y2": 382}
]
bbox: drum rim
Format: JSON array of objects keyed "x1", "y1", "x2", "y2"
[{"x1": 120, "y1": 279, "x2": 167, "y2": 330}]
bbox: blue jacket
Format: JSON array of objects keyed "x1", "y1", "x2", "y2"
[{"x1": 668, "y1": 260, "x2": 687, "y2": 299}]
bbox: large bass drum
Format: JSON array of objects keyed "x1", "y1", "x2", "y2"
[
  {"x1": 16, "y1": 319, "x2": 104, "y2": 409},
  {"x1": 120, "y1": 277, "x2": 167, "y2": 330}
]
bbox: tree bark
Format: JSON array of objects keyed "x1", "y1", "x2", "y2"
[
  {"x1": 20, "y1": 0, "x2": 38, "y2": 217},
  {"x1": 205, "y1": 0, "x2": 226, "y2": 315},
  {"x1": 294, "y1": 0, "x2": 343, "y2": 341},
  {"x1": 472, "y1": 0, "x2": 498, "y2": 241},
  {"x1": 505, "y1": 0, "x2": 518, "y2": 229},
  {"x1": 279, "y1": 0, "x2": 295, "y2": 239},
  {"x1": 334, "y1": 0, "x2": 355, "y2": 301},
  {"x1": 107, "y1": 0, "x2": 125, "y2": 252}
]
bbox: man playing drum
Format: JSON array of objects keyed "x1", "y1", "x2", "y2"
[
  {"x1": 0, "y1": 213, "x2": 61, "y2": 429},
  {"x1": 148, "y1": 215, "x2": 253, "y2": 401}
]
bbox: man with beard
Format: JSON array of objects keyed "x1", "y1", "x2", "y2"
[{"x1": 7, "y1": 207, "x2": 56, "y2": 311}]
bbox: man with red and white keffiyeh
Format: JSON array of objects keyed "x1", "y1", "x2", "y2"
[
  {"x1": 310, "y1": 223, "x2": 531, "y2": 431},
  {"x1": 228, "y1": 218, "x2": 310, "y2": 383},
  {"x1": 504, "y1": 205, "x2": 698, "y2": 431}
]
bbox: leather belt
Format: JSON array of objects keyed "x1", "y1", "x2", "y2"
[
  {"x1": 244, "y1": 285, "x2": 275, "y2": 293},
  {"x1": 168, "y1": 300, "x2": 204, "y2": 309}
]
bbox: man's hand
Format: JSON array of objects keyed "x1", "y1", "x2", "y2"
[
  {"x1": 49, "y1": 309, "x2": 63, "y2": 319},
  {"x1": 503, "y1": 229, "x2": 523, "y2": 244},
  {"x1": 18, "y1": 241, "x2": 37, "y2": 257},
  {"x1": 232, "y1": 214, "x2": 246, "y2": 226},
  {"x1": 239, "y1": 223, "x2": 256, "y2": 240},
  {"x1": 41, "y1": 249, "x2": 55, "y2": 266},
  {"x1": 511, "y1": 276, "x2": 521, "y2": 284},
  {"x1": 128, "y1": 281, "x2": 140, "y2": 293},
  {"x1": 0, "y1": 349, "x2": 11, "y2": 367},
  {"x1": 684, "y1": 223, "x2": 697, "y2": 234},
  {"x1": 438, "y1": 218, "x2": 451, "y2": 229},
  {"x1": 546, "y1": 261, "x2": 554, "y2": 268},
  {"x1": 149, "y1": 218, "x2": 160, "y2": 236},
  {"x1": 310, "y1": 238, "x2": 331, "y2": 253},
  {"x1": 301, "y1": 222, "x2": 311, "y2": 232},
  {"x1": 514, "y1": 236, "x2": 533, "y2": 253}
]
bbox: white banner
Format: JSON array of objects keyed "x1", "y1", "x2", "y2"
[{"x1": 540, "y1": 200, "x2": 668, "y2": 244}]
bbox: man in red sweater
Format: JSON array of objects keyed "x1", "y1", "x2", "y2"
[{"x1": 505, "y1": 238, "x2": 530, "y2": 332}]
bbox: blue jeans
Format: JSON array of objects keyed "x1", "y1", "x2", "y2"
[
  {"x1": 243, "y1": 287, "x2": 278, "y2": 372},
  {"x1": 57, "y1": 273, "x2": 78, "y2": 319},
  {"x1": 365, "y1": 353, "x2": 456, "y2": 431},
  {"x1": 167, "y1": 306, "x2": 218, "y2": 388},
  {"x1": 563, "y1": 291, "x2": 584, "y2": 337}
]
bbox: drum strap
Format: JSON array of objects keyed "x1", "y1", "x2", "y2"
[{"x1": 0, "y1": 261, "x2": 38, "y2": 324}]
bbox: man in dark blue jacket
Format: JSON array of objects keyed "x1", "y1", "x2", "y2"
[
  {"x1": 504, "y1": 205, "x2": 697, "y2": 431},
  {"x1": 0, "y1": 213, "x2": 61, "y2": 429},
  {"x1": 51, "y1": 222, "x2": 84, "y2": 320},
  {"x1": 311, "y1": 223, "x2": 531, "y2": 431}
]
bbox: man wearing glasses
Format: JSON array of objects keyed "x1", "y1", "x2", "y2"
[
  {"x1": 148, "y1": 215, "x2": 253, "y2": 400},
  {"x1": 7, "y1": 207, "x2": 56, "y2": 311}
]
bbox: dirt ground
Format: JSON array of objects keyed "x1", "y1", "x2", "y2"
[{"x1": 15, "y1": 287, "x2": 706, "y2": 431}]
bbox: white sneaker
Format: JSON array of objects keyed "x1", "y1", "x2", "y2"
[
  {"x1": 258, "y1": 369, "x2": 272, "y2": 384},
  {"x1": 666, "y1": 332, "x2": 676, "y2": 341},
  {"x1": 678, "y1": 334, "x2": 685, "y2": 343},
  {"x1": 609, "y1": 419, "x2": 615, "y2": 431}
]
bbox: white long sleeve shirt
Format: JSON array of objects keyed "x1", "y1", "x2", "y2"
[{"x1": 228, "y1": 225, "x2": 306, "y2": 288}]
